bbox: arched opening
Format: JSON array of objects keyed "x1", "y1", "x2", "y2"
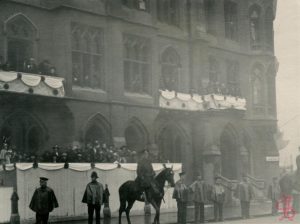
[
  {"x1": 0, "y1": 111, "x2": 46, "y2": 153},
  {"x1": 5, "y1": 14, "x2": 37, "y2": 72},
  {"x1": 157, "y1": 124, "x2": 186, "y2": 163},
  {"x1": 125, "y1": 119, "x2": 148, "y2": 151},
  {"x1": 84, "y1": 114, "x2": 111, "y2": 145},
  {"x1": 160, "y1": 47, "x2": 181, "y2": 91},
  {"x1": 220, "y1": 125, "x2": 239, "y2": 179},
  {"x1": 27, "y1": 126, "x2": 42, "y2": 153}
]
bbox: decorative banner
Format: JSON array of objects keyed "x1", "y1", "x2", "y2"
[
  {"x1": 3, "y1": 163, "x2": 182, "y2": 172},
  {"x1": 0, "y1": 71, "x2": 65, "y2": 97},
  {"x1": 159, "y1": 90, "x2": 246, "y2": 111}
]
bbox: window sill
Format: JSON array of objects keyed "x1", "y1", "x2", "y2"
[
  {"x1": 124, "y1": 92, "x2": 152, "y2": 99},
  {"x1": 72, "y1": 86, "x2": 107, "y2": 94}
]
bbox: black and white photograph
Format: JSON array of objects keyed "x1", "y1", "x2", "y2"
[{"x1": 0, "y1": 0, "x2": 299, "y2": 224}]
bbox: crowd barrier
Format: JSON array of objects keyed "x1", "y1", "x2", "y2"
[
  {"x1": 0, "y1": 187, "x2": 13, "y2": 223},
  {"x1": 13, "y1": 163, "x2": 181, "y2": 221}
]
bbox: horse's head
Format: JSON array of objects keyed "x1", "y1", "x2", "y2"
[{"x1": 161, "y1": 164, "x2": 175, "y2": 187}]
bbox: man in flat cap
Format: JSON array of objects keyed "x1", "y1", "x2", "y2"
[
  {"x1": 29, "y1": 177, "x2": 59, "y2": 224},
  {"x1": 173, "y1": 171, "x2": 188, "y2": 224},
  {"x1": 82, "y1": 171, "x2": 104, "y2": 224}
]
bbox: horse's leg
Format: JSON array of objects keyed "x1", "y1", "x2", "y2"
[
  {"x1": 150, "y1": 200, "x2": 160, "y2": 224},
  {"x1": 125, "y1": 200, "x2": 135, "y2": 224},
  {"x1": 119, "y1": 199, "x2": 126, "y2": 224},
  {"x1": 156, "y1": 200, "x2": 162, "y2": 224}
]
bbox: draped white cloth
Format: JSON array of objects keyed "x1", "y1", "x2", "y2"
[
  {"x1": 159, "y1": 90, "x2": 246, "y2": 111},
  {"x1": 0, "y1": 71, "x2": 65, "y2": 97},
  {"x1": 9, "y1": 163, "x2": 182, "y2": 172}
]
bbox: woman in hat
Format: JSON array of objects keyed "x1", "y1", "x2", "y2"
[{"x1": 82, "y1": 171, "x2": 104, "y2": 224}]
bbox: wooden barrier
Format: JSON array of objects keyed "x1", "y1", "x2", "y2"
[
  {"x1": 0, "y1": 187, "x2": 13, "y2": 223},
  {"x1": 15, "y1": 163, "x2": 181, "y2": 222}
]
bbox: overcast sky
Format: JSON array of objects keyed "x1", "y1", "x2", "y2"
[{"x1": 275, "y1": 0, "x2": 300, "y2": 167}]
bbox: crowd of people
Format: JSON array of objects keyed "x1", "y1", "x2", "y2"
[
  {"x1": 0, "y1": 56, "x2": 58, "y2": 76},
  {"x1": 0, "y1": 139, "x2": 164, "y2": 165}
]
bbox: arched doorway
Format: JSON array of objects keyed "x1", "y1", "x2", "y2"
[
  {"x1": 0, "y1": 111, "x2": 47, "y2": 153},
  {"x1": 84, "y1": 113, "x2": 111, "y2": 145},
  {"x1": 220, "y1": 125, "x2": 239, "y2": 179},
  {"x1": 157, "y1": 124, "x2": 186, "y2": 163},
  {"x1": 5, "y1": 14, "x2": 37, "y2": 71},
  {"x1": 125, "y1": 118, "x2": 148, "y2": 151}
]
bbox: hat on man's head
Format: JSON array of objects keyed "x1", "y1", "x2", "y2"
[
  {"x1": 40, "y1": 177, "x2": 49, "y2": 181},
  {"x1": 91, "y1": 171, "x2": 99, "y2": 179}
]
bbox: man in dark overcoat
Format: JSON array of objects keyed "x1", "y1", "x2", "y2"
[{"x1": 29, "y1": 177, "x2": 59, "y2": 224}]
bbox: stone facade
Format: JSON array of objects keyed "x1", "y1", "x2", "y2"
[{"x1": 0, "y1": 0, "x2": 279, "y2": 184}]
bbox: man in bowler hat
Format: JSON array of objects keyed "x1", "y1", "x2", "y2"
[
  {"x1": 29, "y1": 177, "x2": 59, "y2": 224},
  {"x1": 82, "y1": 171, "x2": 104, "y2": 224},
  {"x1": 173, "y1": 171, "x2": 188, "y2": 224}
]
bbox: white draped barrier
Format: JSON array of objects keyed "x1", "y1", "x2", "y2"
[
  {"x1": 0, "y1": 187, "x2": 13, "y2": 223},
  {"x1": 15, "y1": 163, "x2": 181, "y2": 221}
]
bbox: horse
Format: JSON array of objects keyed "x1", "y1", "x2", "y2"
[{"x1": 118, "y1": 165, "x2": 175, "y2": 224}]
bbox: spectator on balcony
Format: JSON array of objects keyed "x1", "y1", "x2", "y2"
[
  {"x1": 0, "y1": 56, "x2": 4, "y2": 70},
  {"x1": 190, "y1": 175, "x2": 208, "y2": 224},
  {"x1": 24, "y1": 58, "x2": 38, "y2": 73},
  {"x1": 49, "y1": 66, "x2": 58, "y2": 76},
  {"x1": 211, "y1": 176, "x2": 225, "y2": 222},
  {"x1": 38, "y1": 60, "x2": 51, "y2": 75},
  {"x1": 2, "y1": 61, "x2": 11, "y2": 71},
  {"x1": 236, "y1": 175, "x2": 254, "y2": 219}
]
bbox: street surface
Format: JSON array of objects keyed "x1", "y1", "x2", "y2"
[{"x1": 59, "y1": 213, "x2": 300, "y2": 224}]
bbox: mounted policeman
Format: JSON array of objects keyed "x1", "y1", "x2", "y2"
[{"x1": 136, "y1": 148, "x2": 159, "y2": 201}]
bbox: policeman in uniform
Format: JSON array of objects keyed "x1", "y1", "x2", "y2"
[{"x1": 29, "y1": 177, "x2": 59, "y2": 224}]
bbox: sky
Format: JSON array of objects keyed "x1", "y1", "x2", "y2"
[{"x1": 275, "y1": 0, "x2": 300, "y2": 168}]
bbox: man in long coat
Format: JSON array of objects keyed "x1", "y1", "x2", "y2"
[
  {"x1": 82, "y1": 171, "x2": 104, "y2": 224},
  {"x1": 29, "y1": 177, "x2": 59, "y2": 224},
  {"x1": 190, "y1": 175, "x2": 208, "y2": 223},
  {"x1": 236, "y1": 175, "x2": 254, "y2": 219}
]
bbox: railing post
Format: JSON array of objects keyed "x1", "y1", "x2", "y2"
[{"x1": 10, "y1": 190, "x2": 20, "y2": 224}]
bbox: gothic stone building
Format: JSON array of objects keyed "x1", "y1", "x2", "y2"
[{"x1": 0, "y1": 0, "x2": 278, "y2": 185}]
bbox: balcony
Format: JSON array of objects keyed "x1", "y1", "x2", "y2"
[
  {"x1": 0, "y1": 70, "x2": 65, "y2": 97},
  {"x1": 159, "y1": 90, "x2": 246, "y2": 112}
]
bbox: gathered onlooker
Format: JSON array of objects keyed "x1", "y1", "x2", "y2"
[
  {"x1": 211, "y1": 176, "x2": 226, "y2": 222},
  {"x1": 190, "y1": 175, "x2": 209, "y2": 224},
  {"x1": 0, "y1": 143, "x2": 8, "y2": 165},
  {"x1": 23, "y1": 58, "x2": 38, "y2": 73}
]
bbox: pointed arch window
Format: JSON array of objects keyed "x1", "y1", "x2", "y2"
[
  {"x1": 157, "y1": 0, "x2": 180, "y2": 27},
  {"x1": 71, "y1": 22, "x2": 105, "y2": 89},
  {"x1": 249, "y1": 5, "x2": 262, "y2": 50},
  {"x1": 224, "y1": 0, "x2": 238, "y2": 41},
  {"x1": 123, "y1": 34, "x2": 151, "y2": 94},
  {"x1": 5, "y1": 14, "x2": 37, "y2": 72},
  {"x1": 160, "y1": 47, "x2": 181, "y2": 91}
]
